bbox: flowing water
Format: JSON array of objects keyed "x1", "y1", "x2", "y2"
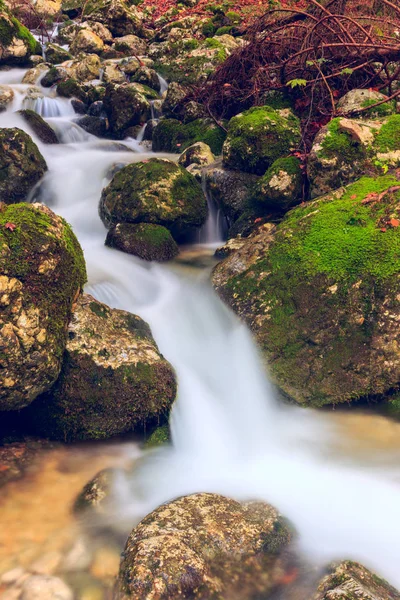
[{"x1": 2, "y1": 68, "x2": 400, "y2": 593}]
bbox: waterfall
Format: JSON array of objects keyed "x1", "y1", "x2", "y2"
[
  {"x1": 197, "y1": 171, "x2": 227, "y2": 244},
  {"x1": 157, "y1": 73, "x2": 169, "y2": 95},
  {"x1": 2, "y1": 67, "x2": 400, "y2": 590},
  {"x1": 23, "y1": 95, "x2": 75, "y2": 118}
]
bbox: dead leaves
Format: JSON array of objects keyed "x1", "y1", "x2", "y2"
[{"x1": 4, "y1": 222, "x2": 16, "y2": 232}]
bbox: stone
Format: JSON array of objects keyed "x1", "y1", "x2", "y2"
[
  {"x1": 74, "y1": 468, "x2": 121, "y2": 516},
  {"x1": 152, "y1": 118, "x2": 226, "y2": 155},
  {"x1": 62, "y1": 538, "x2": 93, "y2": 572},
  {"x1": 22, "y1": 63, "x2": 49, "y2": 84},
  {"x1": 105, "y1": 223, "x2": 179, "y2": 261},
  {"x1": 0, "y1": 203, "x2": 86, "y2": 410},
  {"x1": 71, "y1": 54, "x2": 101, "y2": 82},
  {"x1": 84, "y1": 0, "x2": 143, "y2": 38},
  {"x1": 21, "y1": 575, "x2": 73, "y2": 600},
  {"x1": 223, "y1": 106, "x2": 301, "y2": 175},
  {"x1": 100, "y1": 158, "x2": 207, "y2": 238},
  {"x1": 0, "y1": 10, "x2": 40, "y2": 65},
  {"x1": 103, "y1": 83, "x2": 150, "y2": 138},
  {"x1": 162, "y1": 81, "x2": 187, "y2": 117},
  {"x1": 18, "y1": 110, "x2": 59, "y2": 144},
  {"x1": 0, "y1": 128, "x2": 47, "y2": 203},
  {"x1": 178, "y1": 141, "x2": 214, "y2": 168},
  {"x1": 337, "y1": 88, "x2": 396, "y2": 119},
  {"x1": 0, "y1": 85, "x2": 14, "y2": 111},
  {"x1": 130, "y1": 66, "x2": 159, "y2": 92},
  {"x1": 115, "y1": 492, "x2": 293, "y2": 600},
  {"x1": 45, "y1": 43, "x2": 72, "y2": 65},
  {"x1": 26, "y1": 294, "x2": 176, "y2": 440},
  {"x1": 112, "y1": 34, "x2": 147, "y2": 56},
  {"x1": 253, "y1": 156, "x2": 303, "y2": 212},
  {"x1": 70, "y1": 29, "x2": 104, "y2": 55},
  {"x1": 30, "y1": 552, "x2": 62, "y2": 575},
  {"x1": 212, "y1": 174, "x2": 400, "y2": 407}
]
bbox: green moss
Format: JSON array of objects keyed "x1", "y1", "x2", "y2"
[
  {"x1": 253, "y1": 156, "x2": 302, "y2": 211},
  {"x1": 319, "y1": 117, "x2": 366, "y2": 162},
  {"x1": 215, "y1": 26, "x2": 234, "y2": 35},
  {"x1": 106, "y1": 223, "x2": 179, "y2": 261},
  {"x1": 145, "y1": 423, "x2": 170, "y2": 448},
  {"x1": 10, "y1": 17, "x2": 41, "y2": 54},
  {"x1": 57, "y1": 78, "x2": 88, "y2": 102},
  {"x1": 201, "y1": 19, "x2": 216, "y2": 37},
  {"x1": 153, "y1": 118, "x2": 226, "y2": 155},
  {"x1": 361, "y1": 97, "x2": 396, "y2": 118},
  {"x1": 374, "y1": 115, "x2": 400, "y2": 152},
  {"x1": 89, "y1": 301, "x2": 109, "y2": 319},
  {"x1": 204, "y1": 37, "x2": 226, "y2": 61}
]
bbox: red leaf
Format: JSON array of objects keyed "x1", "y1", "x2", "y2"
[
  {"x1": 380, "y1": 227, "x2": 387, "y2": 232},
  {"x1": 389, "y1": 218, "x2": 399, "y2": 227},
  {"x1": 4, "y1": 222, "x2": 16, "y2": 231}
]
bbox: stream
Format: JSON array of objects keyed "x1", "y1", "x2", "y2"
[{"x1": 1, "y1": 67, "x2": 400, "y2": 596}]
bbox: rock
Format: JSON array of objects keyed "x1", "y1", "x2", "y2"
[
  {"x1": 215, "y1": 236, "x2": 246, "y2": 259},
  {"x1": 112, "y1": 34, "x2": 147, "y2": 56},
  {"x1": 144, "y1": 423, "x2": 170, "y2": 448},
  {"x1": 162, "y1": 81, "x2": 187, "y2": 117},
  {"x1": 45, "y1": 43, "x2": 72, "y2": 65},
  {"x1": 0, "y1": 203, "x2": 86, "y2": 410},
  {"x1": 105, "y1": 223, "x2": 179, "y2": 261},
  {"x1": 182, "y1": 100, "x2": 207, "y2": 123},
  {"x1": 0, "y1": 85, "x2": 14, "y2": 111},
  {"x1": 115, "y1": 492, "x2": 293, "y2": 600},
  {"x1": 0, "y1": 128, "x2": 47, "y2": 203},
  {"x1": 0, "y1": 438, "x2": 53, "y2": 487},
  {"x1": 57, "y1": 78, "x2": 88, "y2": 102},
  {"x1": 337, "y1": 89, "x2": 396, "y2": 119},
  {"x1": 1, "y1": 567, "x2": 25, "y2": 584},
  {"x1": 34, "y1": 0, "x2": 61, "y2": 18},
  {"x1": 203, "y1": 158, "x2": 259, "y2": 221},
  {"x1": 212, "y1": 174, "x2": 400, "y2": 407},
  {"x1": 74, "y1": 468, "x2": 121, "y2": 515},
  {"x1": 77, "y1": 115, "x2": 108, "y2": 137},
  {"x1": 313, "y1": 561, "x2": 400, "y2": 600},
  {"x1": 18, "y1": 109, "x2": 59, "y2": 144},
  {"x1": 70, "y1": 29, "x2": 104, "y2": 55},
  {"x1": 102, "y1": 62, "x2": 125, "y2": 84},
  {"x1": 26, "y1": 294, "x2": 176, "y2": 440},
  {"x1": 40, "y1": 66, "x2": 67, "y2": 87},
  {"x1": 223, "y1": 106, "x2": 301, "y2": 175},
  {"x1": 21, "y1": 575, "x2": 73, "y2": 600},
  {"x1": 152, "y1": 118, "x2": 226, "y2": 155},
  {"x1": 71, "y1": 54, "x2": 101, "y2": 82},
  {"x1": 0, "y1": 588, "x2": 22, "y2": 600},
  {"x1": 0, "y1": 11, "x2": 40, "y2": 65},
  {"x1": 130, "y1": 66, "x2": 160, "y2": 92},
  {"x1": 178, "y1": 141, "x2": 215, "y2": 169},
  {"x1": 22, "y1": 63, "x2": 49, "y2": 84},
  {"x1": 84, "y1": 0, "x2": 143, "y2": 37},
  {"x1": 31, "y1": 552, "x2": 62, "y2": 575},
  {"x1": 253, "y1": 156, "x2": 303, "y2": 212},
  {"x1": 100, "y1": 158, "x2": 207, "y2": 238},
  {"x1": 103, "y1": 83, "x2": 150, "y2": 138}
]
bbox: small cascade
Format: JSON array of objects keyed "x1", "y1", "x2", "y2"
[
  {"x1": 23, "y1": 96, "x2": 75, "y2": 118},
  {"x1": 48, "y1": 118, "x2": 95, "y2": 143},
  {"x1": 134, "y1": 123, "x2": 147, "y2": 142},
  {"x1": 197, "y1": 171, "x2": 227, "y2": 244},
  {"x1": 157, "y1": 73, "x2": 168, "y2": 95}
]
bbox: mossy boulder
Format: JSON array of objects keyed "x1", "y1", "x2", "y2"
[
  {"x1": 0, "y1": 128, "x2": 47, "y2": 203},
  {"x1": 45, "y1": 43, "x2": 72, "y2": 64},
  {"x1": 103, "y1": 83, "x2": 150, "y2": 138},
  {"x1": 70, "y1": 29, "x2": 104, "y2": 55},
  {"x1": 212, "y1": 174, "x2": 400, "y2": 407},
  {"x1": 253, "y1": 156, "x2": 302, "y2": 212},
  {"x1": 116, "y1": 493, "x2": 293, "y2": 600},
  {"x1": 162, "y1": 82, "x2": 187, "y2": 118},
  {"x1": 152, "y1": 118, "x2": 226, "y2": 155},
  {"x1": 178, "y1": 141, "x2": 215, "y2": 169},
  {"x1": 337, "y1": 89, "x2": 397, "y2": 119},
  {"x1": 25, "y1": 294, "x2": 176, "y2": 441},
  {"x1": 105, "y1": 223, "x2": 179, "y2": 262},
  {"x1": 18, "y1": 109, "x2": 59, "y2": 144},
  {"x1": 100, "y1": 158, "x2": 207, "y2": 238},
  {"x1": 223, "y1": 106, "x2": 301, "y2": 175},
  {"x1": 314, "y1": 561, "x2": 400, "y2": 600},
  {"x1": 0, "y1": 10, "x2": 41, "y2": 65},
  {"x1": 130, "y1": 66, "x2": 160, "y2": 92},
  {"x1": 83, "y1": 0, "x2": 143, "y2": 37},
  {"x1": 57, "y1": 78, "x2": 88, "y2": 102},
  {"x1": 0, "y1": 203, "x2": 86, "y2": 411}
]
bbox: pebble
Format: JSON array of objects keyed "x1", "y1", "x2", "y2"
[
  {"x1": 20, "y1": 575, "x2": 73, "y2": 600},
  {"x1": 0, "y1": 588, "x2": 21, "y2": 600},
  {"x1": 30, "y1": 552, "x2": 62, "y2": 575},
  {"x1": 1, "y1": 568, "x2": 25, "y2": 585}
]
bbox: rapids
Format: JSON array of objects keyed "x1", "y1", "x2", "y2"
[{"x1": 1, "y1": 67, "x2": 400, "y2": 591}]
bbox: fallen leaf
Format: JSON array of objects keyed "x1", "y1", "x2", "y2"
[
  {"x1": 380, "y1": 227, "x2": 387, "y2": 232},
  {"x1": 350, "y1": 194, "x2": 357, "y2": 199},
  {"x1": 389, "y1": 218, "x2": 399, "y2": 227},
  {"x1": 4, "y1": 222, "x2": 16, "y2": 231}
]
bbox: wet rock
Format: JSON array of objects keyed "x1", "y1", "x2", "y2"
[
  {"x1": 100, "y1": 158, "x2": 207, "y2": 238},
  {"x1": 0, "y1": 203, "x2": 86, "y2": 410},
  {"x1": 103, "y1": 83, "x2": 150, "y2": 138},
  {"x1": 0, "y1": 10, "x2": 41, "y2": 66},
  {"x1": 338, "y1": 89, "x2": 396, "y2": 119},
  {"x1": 22, "y1": 63, "x2": 49, "y2": 84},
  {"x1": 1, "y1": 567, "x2": 25, "y2": 585},
  {"x1": 112, "y1": 34, "x2": 147, "y2": 56},
  {"x1": 102, "y1": 62, "x2": 126, "y2": 84},
  {"x1": 223, "y1": 106, "x2": 301, "y2": 175},
  {"x1": 212, "y1": 174, "x2": 400, "y2": 407},
  {"x1": 71, "y1": 54, "x2": 101, "y2": 82},
  {"x1": 26, "y1": 294, "x2": 176, "y2": 441},
  {"x1": 74, "y1": 468, "x2": 121, "y2": 516},
  {"x1": 34, "y1": 0, "x2": 61, "y2": 18},
  {"x1": 0, "y1": 85, "x2": 14, "y2": 111},
  {"x1": 76, "y1": 115, "x2": 108, "y2": 137},
  {"x1": 70, "y1": 29, "x2": 104, "y2": 55},
  {"x1": 115, "y1": 492, "x2": 293, "y2": 600},
  {"x1": 62, "y1": 538, "x2": 93, "y2": 572},
  {"x1": 152, "y1": 117, "x2": 226, "y2": 155},
  {"x1": 144, "y1": 423, "x2": 170, "y2": 448},
  {"x1": 57, "y1": 77, "x2": 88, "y2": 102},
  {"x1": 40, "y1": 65, "x2": 67, "y2": 87},
  {"x1": 0, "y1": 438, "x2": 53, "y2": 487},
  {"x1": 162, "y1": 81, "x2": 187, "y2": 117},
  {"x1": 18, "y1": 109, "x2": 59, "y2": 144},
  {"x1": 31, "y1": 551, "x2": 62, "y2": 575},
  {"x1": 0, "y1": 128, "x2": 47, "y2": 203},
  {"x1": 313, "y1": 560, "x2": 400, "y2": 600},
  {"x1": 130, "y1": 66, "x2": 159, "y2": 92},
  {"x1": 178, "y1": 141, "x2": 214, "y2": 169},
  {"x1": 105, "y1": 223, "x2": 179, "y2": 262},
  {"x1": 215, "y1": 236, "x2": 246, "y2": 259},
  {"x1": 84, "y1": 0, "x2": 143, "y2": 38},
  {"x1": 253, "y1": 156, "x2": 302, "y2": 212},
  {"x1": 45, "y1": 43, "x2": 72, "y2": 65},
  {"x1": 21, "y1": 575, "x2": 73, "y2": 600}
]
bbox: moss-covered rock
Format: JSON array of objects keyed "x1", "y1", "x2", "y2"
[
  {"x1": 105, "y1": 223, "x2": 179, "y2": 262},
  {"x1": 112, "y1": 34, "x2": 147, "y2": 56},
  {"x1": 337, "y1": 89, "x2": 397, "y2": 119},
  {"x1": 313, "y1": 561, "x2": 400, "y2": 600},
  {"x1": 116, "y1": 493, "x2": 293, "y2": 600},
  {"x1": 25, "y1": 294, "x2": 176, "y2": 441},
  {"x1": 253, "y1": 156, "x2": 302, "y2": 212},
  {"x1": 70, "y1": 28, "x2": 104, "y2": 55},
  {"x1": 57, "y1": 77, "x2": 88, "y2": 102},
  {"x1": 144, "y1": 423, "x2": 170, "y2": 448},
  {"x1": 0, "y1": 10, "x2": 41, "y2": 65},
  {"x1": 40, "y1": 65, "x2": 68, "y2": 87},
  {"x1": 0, "y1": 84, "x2": 14, "y2": 111},
  {"x1": 45, "y1": 43, "x2": 72, "y2": 64},
  {"x1": 130, "y1": 66, "x2": 160, "y2": 92},
  {"x1": 103, "y1": 83, "x2": 150, "y2": 138},
  {"x1": 152, "y1": 117, "x2": 226, "y2": 155},
  {"x1": 18, "y1": 109, "x2": 59, "y2": 144},
  {"x1": 82, "y1": 0, "x2": 143, "y2": 37},
  {"x1": 178, "y1": 141, "x2": 215, "y2": 169},
  {"x1": 100, "y1": 158, "x2": 207, "y2": 238},
  {"x1": 223, "y1": 106, "x2": 301, "y2": 175},
  {"x1": 0, "y1": 203, "x2": 86, "y2": 411},
  {"x1": 213, "y1": 174, "x2": 400, "y2": 407},
  {"x1": 0, "y1": 128, "x2": 47, "y2": 203}
]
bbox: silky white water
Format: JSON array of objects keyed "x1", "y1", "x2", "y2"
[{"x1": 2, "y1": 68, "x2": 400, "y2": 591}]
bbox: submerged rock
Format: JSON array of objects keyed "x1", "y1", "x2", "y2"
[
  {"x1": 105, "y1": 223, "x2": 179, "y2": 262},
  {"x1": 100, "y1": 158, "x2": 207, "y2": 238},
  {"x1": 26, "y1": 294, "x2": 176, "y2": 441},
  {"x1": 18, "y1": 109, "x2": 59, "y2": 144},
  {"x1": 0, "y1": 128, "x2": 47, "y2": 203},
  {"x1": 74, "y1": 468, "x2": 122, "y2": 516},
  {"x1": 213, "y1": 175, "x2": 400, "y2": 407},
  {"x1": 115, "y1": 492, "x2": 293, "y2": 600},
  {"x1": 222, "y1": 106, "x2": 301, "y2": 175},
  {"x1": 0, "y1": 203, "x2": 86, "y2": 410}
]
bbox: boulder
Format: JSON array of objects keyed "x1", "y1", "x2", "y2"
[
  {"x1": 57, "y1": 77, "x2": 88, "y2": 102},
  {"x1": 112, "y1": 34, "x2": 147, "y2": 56},
  {"x1": 223, "y1": 106, "x2": 301, "y2": 175},
  {"x1": 84, "y1": 0, "x2": 143, "y2": 37},
  {"x1": 77, "y1": 114, "x2": 108, "y2": 137},
  {"x1": 45, "y1": 43, "x2": 72, "y2": 64},
  {"x1": 103, "y1": 83, "x2": 150, "y2": 138},
  {"x1": 130, "y1": 66, "x2": 160, "y2": 92},
  {"x1": 40, "y1": 65, "x2": 68, "y2": 87},
  {"x1": 22, "y1": 63, "x2": 49, "y2": 84},
  {"x1": 0, "y1": 85, "x2": 14, "y2": 111},
  {"x1": 0, "y1": 203, "x2": 86, "y2": 411},
  {"x1": 70, "y1": 29, "x2": 104, "y2": 55},
  {"x1": 338, "y1": 89, "x2": 396, "y2": 119},
  {"x1": 152, "y1": 118, "x2": 226, "y2": 155},
  {"x1": 100, "y1": 158, "x2": 207, "y2": 238},
  {"x1": 0, "y1": 10, "x2": 41, "y2": 65},
  {"x1": 26, "y1": 294, "x2": 176, "y2": 441},
  {"x1": 34, "y1": 0, "x2": 61, "y2": 18},
  {"x1": 212, "y1": 175, "x2": 400, "y2": 407},
  {"x1": 253, "y1": 156, "x2": 303, "y2": 212},
  {"x1": 115, "y1": 492, "x2": 293, "y2": 600},
  {"x1": 18, "y1": 109, "x2": 59, "y2": 144},
  {"x1": 0, "y1": 128, "x2": 47, "y2": 203},
  {"x1": 178, "y1": 141, "x2": 214, "y2": 169},
  {"x1": 102, "y1": 62, "x2": 126, "y2": 84},
  {"x1": 105, "y1": 223, "x2": 179, "y2": 261},
  {"x1": 70, "y1": 54, "x2": 101, "y2": 82},
  {"x1": 313, "y1": 561, "x2": 400, "y2": 600},
  {"x1": 162, "y1": 81, "x2": 187, "y2": 117}
]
